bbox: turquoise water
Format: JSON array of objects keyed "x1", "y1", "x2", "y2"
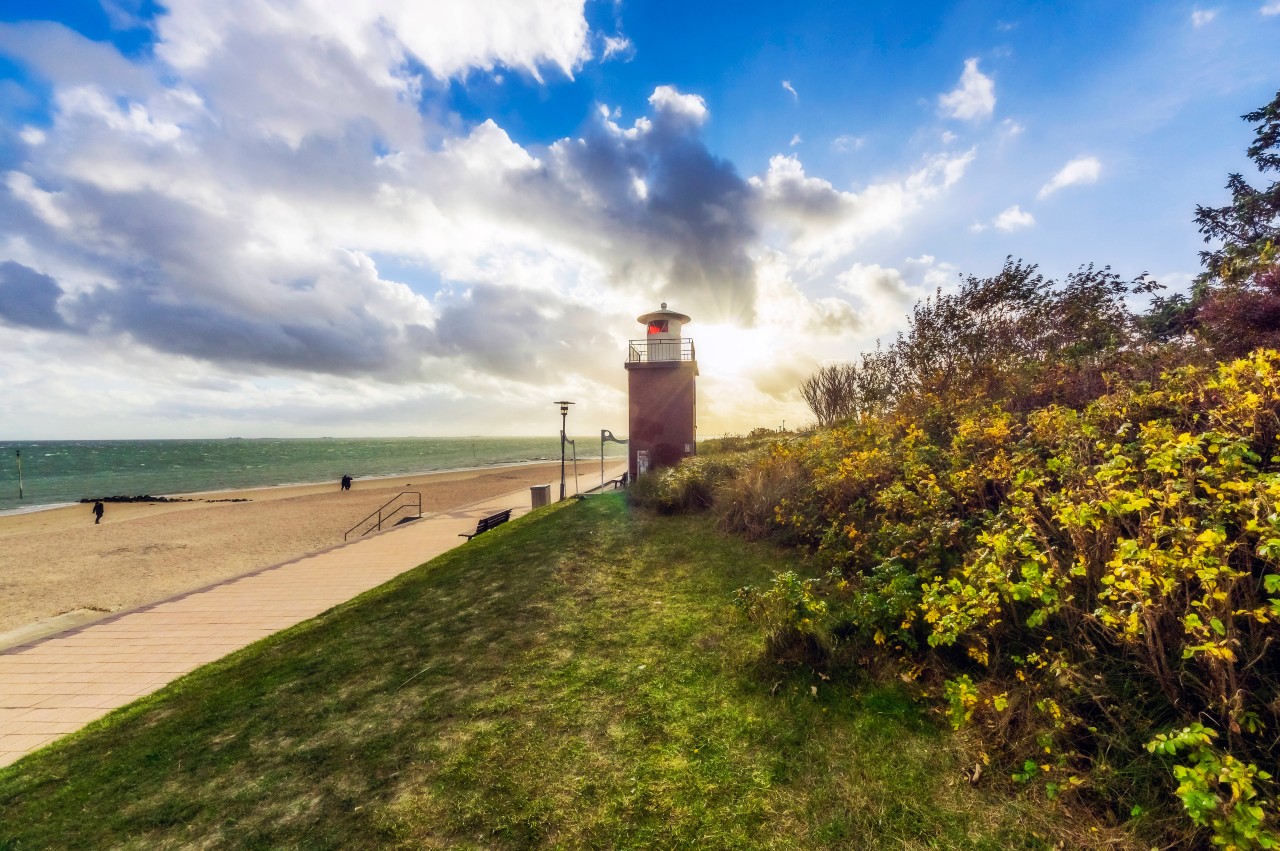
[{"x1": 0, "y1": 437, "x2": 626, "y2": 513}]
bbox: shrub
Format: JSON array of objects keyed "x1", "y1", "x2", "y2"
[
  {"x1": 701, "y1": 428, "x2": 803, "y2": 456},
  {"x1": 724, "y1": 350, "x2": 1280, "y2": 847},
  {"x1": 1147, "y1": 724, "x2": 1277, "y2": 850},
  {"x1": 627, "y1": 456, "x2": 742, "y2": 514},
  {"x1": 734, "y1": 570, "x2": 830, "y2": 666},
  {"x1": 714, "y1": 448, "x2": 808, "y2": 541}
]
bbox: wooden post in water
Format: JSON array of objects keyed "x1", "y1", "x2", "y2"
[{"x1": 15, "y1": 449, "x2": 23, "y2": 500}]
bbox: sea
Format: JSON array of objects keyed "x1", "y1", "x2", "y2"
[{"x1": 0, "y1": 437, "x2": 627, "y2": 515}]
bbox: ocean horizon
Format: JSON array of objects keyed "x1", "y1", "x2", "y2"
[{"x1": 0, "y1": 437, "x2": 627, "y2": 515}]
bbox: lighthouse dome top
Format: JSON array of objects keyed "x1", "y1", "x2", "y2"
[{"x1": 637, "y1": 303, "x2": 691, "y2": 325}]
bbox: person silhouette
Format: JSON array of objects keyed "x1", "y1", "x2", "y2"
[{"x1": 92, "y1": 500, "x2": 104, "y2": 524}]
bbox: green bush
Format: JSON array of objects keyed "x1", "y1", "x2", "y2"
[
  {"x1": 734, "y1": 570, "x2": 831, "y2": 666},
  {"x1": 627, "y1": 455, "x2": 742, "y2": 514}
]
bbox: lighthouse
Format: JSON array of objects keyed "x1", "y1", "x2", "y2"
[{"x1": 624, "y1": 303, "x2": 698, "y2": 478}]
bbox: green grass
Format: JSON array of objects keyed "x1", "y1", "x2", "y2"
[{"x1": 1, "y1": 494, "x2": 1067, "y2": 849}]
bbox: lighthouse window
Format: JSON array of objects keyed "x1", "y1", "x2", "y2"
[{"x1": 647, "y1": 320, "x2": 669, "y2": 335}]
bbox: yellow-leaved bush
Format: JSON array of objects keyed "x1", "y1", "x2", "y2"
[{"x1": 718, "y1": 350, "x2": 1280, "y2": 847}]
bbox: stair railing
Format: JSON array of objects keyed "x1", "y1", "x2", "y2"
[{"x1": 344, "y1": 492, "x2": 422, "y2": 540}]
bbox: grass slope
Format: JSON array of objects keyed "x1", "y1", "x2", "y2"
[{"x1": 2, "y1": 495, "x2": 1058, "y2": 849}]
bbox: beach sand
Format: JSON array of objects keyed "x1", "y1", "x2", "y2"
[{"x1": 0, "y1": 462, "x2": 574, "y2": 643}]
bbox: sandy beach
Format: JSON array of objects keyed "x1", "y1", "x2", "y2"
[{"x1": 0, "y1": 462, "x2": 575, "y2": 643}]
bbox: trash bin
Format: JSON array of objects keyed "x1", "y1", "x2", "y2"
[{"x1": 530, "y1": 484, "x2": 551, "y2": 509}]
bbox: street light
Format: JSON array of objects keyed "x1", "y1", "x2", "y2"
[{"x1": 555, "y1": 401, "x2": 574, "y2": 500}]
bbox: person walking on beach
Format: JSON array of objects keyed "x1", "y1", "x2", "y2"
[
  {"x1": 340, "y1": 474, "x2": 352, "y2": 491},
  {"x1": 92, "y1": 500, "x2": 104, "y2": 524}
]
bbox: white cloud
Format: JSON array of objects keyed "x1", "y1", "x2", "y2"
[
  {"x1": 155, "y1": 0, "x2": 592, "y2": 82},
  {"x1": 647, "y1": 85, "x2": 708, "y2": 124},
  {"x1": 940, "y1": 130, "x2": 957, "y2": 144},
  {"x1": 602, "y1": 35, "x2": 633, "y2": 61},
  {"x1": 939, "y1": 58, "x2": 995, "y2": 121},
  {"x1": 1000, "y1": 118, "x2": 1024, "y2": 137},
  {"x1": 831, "y1": 134, "x2": 865, "y2": 153},
  {"x1": 782, "y1": 80, "x2": 798, "y2": 100},
  {"x1": 1038, "y1": 155, "x2": 1102, "y2": 198},
  {"x1": 904, "y1": 254, "x2": 959, "y2": 289},
  {"x1": 789, "y1": 134, "x2": 801, "y2": 146},
  {"x1": 993, "y1": 204, "x2": 1035, "y2": 232},
  {"x1": 838, "y1": 263, "x2": 915, "y2": 319},
  {"x1": 1261, "y1": 2, "x2": 1280, "y2": 14},
  {"x1": 57, "y1": 86, "x2": 183, "y2": 143},
  {"x1": 751, "y1": 255, "x2": 862, "y2": 338},
  {"x1": 1192, "y1": 8, "x2": 1219, "y2": 26},
  {"x1": 835, "y1": 255, "x2": 957, "y2": 325},
  {"x1": 752, "y1": 148, "x2": 976, "y2": 266},
  {"x1": 19, "y1": 126, "x2": 46, "y2": 145},
  {"x1": 6, "y1": 172, "x2": 75, "y2": 230}
]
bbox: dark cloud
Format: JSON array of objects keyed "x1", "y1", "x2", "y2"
[
  {"x1": 757, "y1": 164, "x2": 850, "y2": 223},
  {"x1": 1, "y1": 181, "x2": 435, "y2": 377},
  {"x1": 507, "y1": 93, "x2": 761, "y2": 324},
  {"x1": 74, "y1": 280, "x2": 429, "y2": 376},
  {"x1": 636, "y1": 114, "x2": 758, "y2": 321},
  {"x1": 425, "y1": 284, "x2": 620, "y2": 385},
  {"x1": 0, "y1": 261, "x2": 71, "y2": 330}
]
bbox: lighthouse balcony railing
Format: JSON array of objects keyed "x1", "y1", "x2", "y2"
[{"x1": 626, "y1": 338, "x2": 696, "y2": 364}]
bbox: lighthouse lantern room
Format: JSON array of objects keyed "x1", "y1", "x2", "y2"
[{"x1": 624, "y1": 303, "x2": 698, "y2": 478}]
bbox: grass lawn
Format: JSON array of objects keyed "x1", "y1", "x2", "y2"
[{"x1": 0, "y1": 494, "x2": 1083, "y2": 849}]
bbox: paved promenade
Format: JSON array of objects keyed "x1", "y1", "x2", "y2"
[{"x1": 0, "y1": 463, "x2": 626, "y2": 768}]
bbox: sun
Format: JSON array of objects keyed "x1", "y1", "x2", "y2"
[{"x1": 688, "y1": 322, "x2": 775, "y2": 381}]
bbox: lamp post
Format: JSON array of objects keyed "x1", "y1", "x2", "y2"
[
  {"x1": 555, "y1": 401, "x2": 574, "y2": 500},
  {"x1": 600, "y1": 429, "x2": 628, "y2": 487}
]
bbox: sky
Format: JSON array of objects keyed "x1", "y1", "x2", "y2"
[{"x1": 0, "y1": 1, "x2": 1278, "y2": 440}]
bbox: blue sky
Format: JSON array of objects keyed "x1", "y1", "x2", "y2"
[{"x1": 0, "y1": 1, "x2": 1277, "y2": 438}]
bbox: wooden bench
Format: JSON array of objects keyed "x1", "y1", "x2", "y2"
[{"x1": 459, "y1": 508, "x2": 512, "y2": 540}]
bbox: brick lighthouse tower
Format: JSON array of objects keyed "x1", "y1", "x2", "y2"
[{"x1": 624, "y1": 303, "x2": 698, "y2": 478}]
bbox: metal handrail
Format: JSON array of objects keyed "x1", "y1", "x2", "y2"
[
  {"x1": 344, "y1": 491, "x2": 422, "y2": 540},
  {"x1": 625, "y1": 337, "x2": 696, "y2": 363}
]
